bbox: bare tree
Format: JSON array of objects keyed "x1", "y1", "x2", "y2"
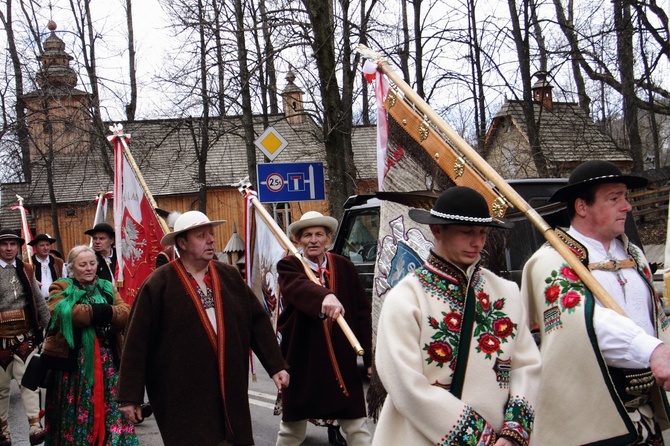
[{"x1": 124, "y1": 0, "x2": 137, "y2": 121}]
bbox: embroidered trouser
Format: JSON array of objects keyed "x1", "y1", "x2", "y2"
[
  {"x1": 276, "y1": 417, "x2": 372, "y2": 446},
  {"x1": 0, "y1": 333, "x2": 41, "y2": 422},
  {"x1": 629, "y1": 403, "x2": 665, "y2": 445}
]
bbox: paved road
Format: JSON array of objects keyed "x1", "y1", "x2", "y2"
[{"x1": 6, "y1": 375, "x2": 670, "y2": 445}]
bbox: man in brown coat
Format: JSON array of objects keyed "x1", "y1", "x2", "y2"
[
  {"x1": 117, "y1": 211, "x2": 289, "y2": 446},
  {"x1": 275, "y1": 212, "x2": 372, "y2": 446}
]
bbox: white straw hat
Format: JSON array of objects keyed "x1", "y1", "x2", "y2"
[
  {"x1": 288, "y1": 211, "x2": 338, "y2": 238},
  {"x1": 160, "y1": 211, "x2": 225, "y2": 246}
]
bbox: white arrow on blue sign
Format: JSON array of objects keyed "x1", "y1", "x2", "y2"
[{"x1": 257, "y1": 162, "x2": 326, "y2": 203}]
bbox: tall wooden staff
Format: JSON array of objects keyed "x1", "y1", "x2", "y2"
[
  {"x1": 357, "y1": 44, "x2": 628, "y2": 317},
  {"x1": 12, "y1": 195, "x2": 33, "y2": 265},
  {"x1": 237, "y1": 178, "x2": 364, "y2": 356}
]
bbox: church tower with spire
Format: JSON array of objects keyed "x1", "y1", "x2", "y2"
[
  {"x1": 282, "y1": 66, "x2": 305, "y2": 125},
  {"x1": 22, "y1": 21, "x2": 92, "y2": 162}
]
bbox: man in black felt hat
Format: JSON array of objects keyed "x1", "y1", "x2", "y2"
[
  {"x1": 28, "y1": 233, "x2": 64, "y2": 299},
  {"x1": 521, "y1": 160, "x2": 670, "y2": 445},
  {"x1": 372, "y1": 186, "x2": 541, "y2": 446},
  {"x1": 84, "y1": 223, "x2": 117, "y2": 283},
  {"x1": 0, "y1": 229, "x2": 50, "y2": 445}
]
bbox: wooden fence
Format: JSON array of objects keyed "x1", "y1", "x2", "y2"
[{"x1": 630, "y1": 185, "x2": 670, "y2": 222}]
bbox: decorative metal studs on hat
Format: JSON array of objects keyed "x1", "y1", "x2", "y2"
[
  {"x1": 549, "y1": 160, "x2": 648, "y2": 203},
  {"x1": 408, "y1": 186, "x2": 513, "y2": 229}
]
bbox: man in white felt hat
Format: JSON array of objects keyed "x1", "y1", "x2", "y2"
[
  {"x1": 275, "y1": 211, "x2": 373, "y2": 446},
  {"x1": 116, "y1": 211, "x2": 289, "y2": 446},
  {"x1": 372, "y1": 186, "x2": 540, "y2": 446}
]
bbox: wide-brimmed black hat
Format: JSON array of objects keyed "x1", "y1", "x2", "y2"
[
  {"x1": 550, "y1": 160, "x2": 648, "y2": 203},
  {"x1": 408, "y1": 186, "x2": 513, "y2": 229},
  {"x1": 0, "y1": 229, "x2": 25, "y2": 245},
  {"x1": 84, "y1": 222, "x2": 115, "y2": 237},
  {"x1": 27, "y1": 233, "x2": 56, "y2": 246}
]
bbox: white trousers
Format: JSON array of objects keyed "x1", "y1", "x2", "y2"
[
  {"x1": 276, "y1": 417, "x2": 372, "y2": 446},
  {"x1": 0, "y1": 347, "x2": 41, "y2": 422}
]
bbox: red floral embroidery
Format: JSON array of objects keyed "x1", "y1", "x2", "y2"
[
  {"x1": 545, "y1": 284, "x2": 560, "y2": 303},
  {"x1": 426, "y1": 341, "x2": 453, "y2": 364},
  {"x1": 643, "y1": 267, "x2": 652, "y2": 280},
  {"x1": 494, "y1": 299, "x2": 505, "y2": 310},
  {"x1": 478, "y1": 334, "x2": 500, "y2": 355},
  {"x1": 444, "y1": 312, "x2": 462, "y2": 331},
  {"x1": 493, "y1": 317, "x2": 514, "y2": 338},
  {"x1": 477, "y1": 292, "x2": 490, "y2": 311},
  {"x1": 560, "y1": 267, "x2": 579, "y2": 282},
  {"x1": 428, "y1": 316, "x2": 439, "y2": 328},
  {"x1": 562, "y1": 291, "x2": 581, "y2": 309}
]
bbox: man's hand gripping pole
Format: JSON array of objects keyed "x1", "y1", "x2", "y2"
[{"x1": 236, "y1": 179, "x2": 364, "y2": 356}]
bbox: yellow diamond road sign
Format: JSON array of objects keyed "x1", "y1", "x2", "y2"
[{"x1": 254, "y1": 126, "x2": 288, "y2": 161}]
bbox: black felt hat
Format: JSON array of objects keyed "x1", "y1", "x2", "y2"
[
  {"x1": 27, "y1": 233, "x2": 56, "y2": 246},
  {"x1": 550, "y1": 160, "x2": 648, "y2": 203},
  {"x1": 0, "y1": 229, "x2": 25, "y2": 245},
  {"x1": 84, "y1": 222, "x2": 115, "y2": 237},
  {"x1": 408, "y1": 186, "x2": 513, "y2": 229}
]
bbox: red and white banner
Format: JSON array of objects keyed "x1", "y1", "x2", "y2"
[
  {"x1": 363, "y1": 59, "x2": 390, "y2": 191},
  {"x1": 111, "y1": 130, "x2": 165, "y2": 305},
  {"x1": 243, "y1": 188, "x2": 288, "y2": 331}
]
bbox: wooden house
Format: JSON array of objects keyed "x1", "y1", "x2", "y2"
[
  {"x1": 0, "y1": 23, "x2": 377, "y2": 257},
  {"x1": 484, "y1": 72, "x2": 633, "y2": 178}
]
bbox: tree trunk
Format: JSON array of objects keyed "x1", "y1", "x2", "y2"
[
  {"x1": 614, "y1": 0, "x2": 643, "y2": 171},
  {"x1": 234, "y1": 0, "x2": 259, "y2": 187},
  {"x1": 508, "y1": 0, "x2": 548, "y2": 176},
  {"x1": 302, "y1": 0, "x2": 355, "y2": 220},
  {"x1": 125, "y1": 0, "x2": 137, "y2": 121},
  {"x1": 1, "y1": 0, "x2": 31, "y2": 182}
]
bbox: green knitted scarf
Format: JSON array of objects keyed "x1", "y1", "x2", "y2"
[{"x1": 49, "y1": 278, "x2": 114, "y2": 381}]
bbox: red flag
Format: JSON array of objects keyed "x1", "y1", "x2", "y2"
[{"x1": 111, "y1": 129, "x2": 165, "y2": 305}]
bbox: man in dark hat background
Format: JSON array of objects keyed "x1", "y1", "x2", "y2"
[
  {"x1": 0, "y1": 229, "x2": 50, "y2": 445},
  {"x1": 84, "y1": 223, "x2": 117, "y2": 283},
  {"x1": 275, "y1": 211, "x2": 372, "y2": 446},
  {"x1": 28, "y1": 233, "x2": 64, "y2": 299},
  {"x1": 521, "y1": 160, "x2": 670, "y2": 445},
  {"x1": 372, "y1": 186, "x2": 540, "y2": 446},
  {"x1": 116, "y1": 211, "x2": 289, "y2": 446}
]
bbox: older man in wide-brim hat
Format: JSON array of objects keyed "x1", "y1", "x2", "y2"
[
  {"x1": 275, "y1": 211, "x2": 373, "y2": 446},
  {"x1": 0, "y1": 229, "x2": 50, "y2": 445},
  {"x1": 117, "y1": 210, "x2": 289, "y2": 446},
  {"x1": 373, "y1": 186, "x2": 541, "y2": 446},
  {"x1": 28, "y1": 233, "x2": 64, "y2": 298},
  {"x1": 521, "y1": 160, "x2": 670, "y2": 445}
]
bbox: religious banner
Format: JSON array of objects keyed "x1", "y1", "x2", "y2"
[
  {"x1": 111, "y1": 124, "x2": 167, "y2": 305},
  {"x1": 244, "y1": 188, "x2": 288, "y2": 331}
]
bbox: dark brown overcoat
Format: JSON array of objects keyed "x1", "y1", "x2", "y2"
[
  {"x1": 116, "y1": 260, "x2": 287, "y2": 446},
  {"x1": 277, "y1": 253, "x2": 372, "y2": 421}
]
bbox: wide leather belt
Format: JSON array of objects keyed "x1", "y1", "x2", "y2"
[
  {"x1": 0, "y1": 308, "x2": 26, "y2": 324},
  {"x1": 609, "y1": 367, "x2": 655, "y2": 411}
]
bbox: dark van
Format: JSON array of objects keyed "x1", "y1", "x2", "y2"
[{"x1": 331, "y1": 179, "x2": 645, "y2": 298}]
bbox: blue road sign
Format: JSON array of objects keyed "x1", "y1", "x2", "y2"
[{"x1": 257, "y1": 162, "x2": 326, "y2": 203}]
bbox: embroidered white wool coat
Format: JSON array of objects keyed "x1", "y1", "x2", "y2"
[
  {"x1": 373, "y1": 253, "x2": 541, "y2": 446},
  {"x1": 521, "y1": 230, "x2": 670, "y2": 446}
]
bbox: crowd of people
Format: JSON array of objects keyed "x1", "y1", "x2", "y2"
[{"x1": 0, "y1": 159, "x2": 669, "y2": 445}]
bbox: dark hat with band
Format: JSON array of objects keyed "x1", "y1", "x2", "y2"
[
  {"x1": 28, "y1": 233, "x2": 56, "y2": 246},
  {"x1": 84, "y1": 222, "x2": 115, "y2": 237},
  {"x1": 408, "y1": 186, "x2": 513, "y2": 229},
  {"x1": 550, "y1": 160, "x2": 647, "y2": 203},
  {"x1": 0, "y1": 229, "x2": 25, "y2": 245}
]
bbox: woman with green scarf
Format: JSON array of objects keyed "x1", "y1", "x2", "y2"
[{"x1": 43, "y1": 245, "x2": 138, "y2": 446}]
